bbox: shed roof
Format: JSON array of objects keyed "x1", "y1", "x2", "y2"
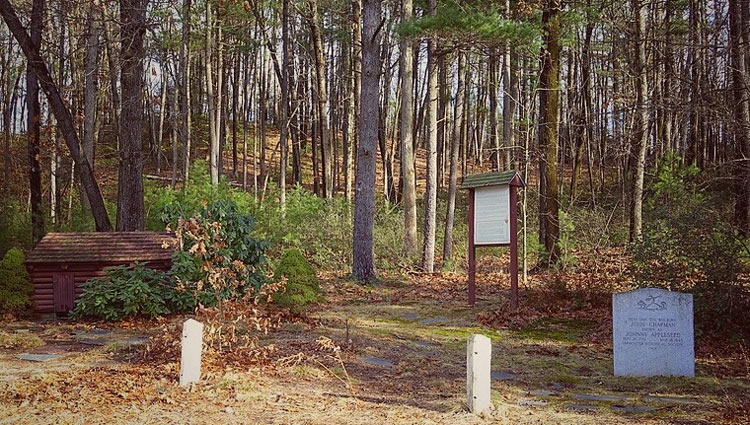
[
  {"x1": 460, "y1": 170, "x2": 525, "y2": 189},
  {"x1": 26, "y1": 232, "x2": 177, "y2": 264}
]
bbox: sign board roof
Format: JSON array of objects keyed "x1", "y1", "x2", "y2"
[{"x1": 460, "y1": 170, "x2": 525, "y2": 189}]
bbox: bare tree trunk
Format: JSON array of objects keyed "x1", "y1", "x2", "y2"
[
  {"x1": 350, "y1": 0, "x2": 362, "y2": 200},
  {"x1": 502, "y1": 0, "x2": 513, "y2": 170},
  {"x1": 232, "y1": 52, "x2": 239, "y2": 179},
  {"x1": 399, "y1": 0, "x2": 417, "y2": 255},
  {"x1": 171, "y1": 65, "x2": 179, "y2": 187},
  {"x1": 0, "y1": 0, "x2": 112, "y2": 231},
  {"x1": 352, "y1": 0, "x2": 381, "y2": 281},
  {"x1": 629, "y1": 0, "x2": 649, "y2": 242},
  {"x1": 156, "y1": 51, "x2": 168, "y2": 175},
  {"x1": 730, "y1": 0, "x2": 750, "y2": 233},
  {"x1": 280, "y1": 0, "x2": 290, "y2": 212},
  {"x1": 27, "y1": 0, "x2": 44, "y2": 243},
  {"x1": 206, "y1": 0, "x2": 222, "y2": 185},
  {"x1": 180, "y1": 0, "x2": 192, "y2": 183},
  {"x1": 421, "y1": 0, "x2": 438, "y2": 272},
  {"x1": 343, "y1": 9, "x2": 356, "y2": 202},
  {"x1": 308, "y1": 0, "x2": 333, "y2": 198},
  {"x1": 538, "y1": 0, "x2": 561, "y2": 263},
  {"x1": 104, "y1": 7, "x2": 121, "y2": 150},
  {"x1": 570, "y1": 18, "x2": 594, "y2": 198},
  {"x1": 117, "y1": 0, "x2": 147, "y2": 231},
  {"x1": 442, "y1": 52, "x2": 465, "y2": 265},
  {"x1": 82, "y1": 0, "x2": 102, "y2": 209},
  {"x1": 489, "y1": 50, "x2": 500, "y2": 171}
]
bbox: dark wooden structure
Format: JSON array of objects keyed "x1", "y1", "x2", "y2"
[
  {"x1": 25, "y1": 232, "x2": 176, "y2": 314},
  {"x1": 460, "y1": 170, "x2": 525, "y2": 308}
]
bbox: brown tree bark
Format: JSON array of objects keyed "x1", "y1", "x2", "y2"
[
  {"x1": 421, "y1": 0, "x2": 438, "y2": 272},
  {"x1": 27, "y1": 0, "x2": 44, "y2": 243},
  {"x1": 352, "y1": 0, "x2": 381, "y2": 281},
  {"x1": 442, "y1": 52, "x2": 466, "y2": 265},
  {"x1": 116, "y1": 0, "x2": 147, "y2": 231},
  {"x1": 399, "y1": 0, "x2": 418, "y2": 255},
  {"x1": 538, "y1": 0, "x2": 561, "y2": 263},
  {"x1": 629, "y1": 0, "x2": 649, "y2": 242},
  {"x1": 280, "y1": 0, "x2": 290, "y2": 211},
  {"x1": 308, "y1": 0, "x2": 333, "y2": 198},
  {"x1": 180, "y1": 0, "x2": 192, "y2": 183},
  {"x1": 0, "y1": 0, "x2": 112, "y2": 231},
  {"x1": 730, "y1": 0, "x2": 750, "y2": 233},
  {"x1": 82, "y1": 0, "x2": 102, "y2": 209}
]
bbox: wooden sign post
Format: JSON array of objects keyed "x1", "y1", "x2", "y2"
[{"x1": 461, "y1": 171, "x2": 525, "y2": 308}]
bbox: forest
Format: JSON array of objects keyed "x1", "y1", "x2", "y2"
[{"x1": 0, "y1": 0, "x2": 749, "y2": 423}]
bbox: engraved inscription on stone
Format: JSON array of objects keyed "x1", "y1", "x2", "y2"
[{"x1": 613, "y1": 288, "x2": 694, "y2": 377}]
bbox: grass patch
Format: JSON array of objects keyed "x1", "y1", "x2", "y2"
[
  {"x1": 0, "y1": 331, "x2": 44, "y2": 350},
  {"x1": 292, "y1": 365, "x2": 327, "y2": 379},
  {"x1": 515, "y1": 318, "x2": 597, "y2": 344},
  {"x1": 432, "y1": 327, "x2": 503, "y2": 341}
]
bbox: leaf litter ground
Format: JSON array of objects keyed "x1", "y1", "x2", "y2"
[{"x1": 1, "y1": 249, "x2": 748, "y2": 424}]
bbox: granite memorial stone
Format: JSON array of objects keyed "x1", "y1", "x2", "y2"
[{"x1": 613, "y1": 288, "x2": 694, "y2": 377}]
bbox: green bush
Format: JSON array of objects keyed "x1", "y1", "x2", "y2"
[
  {"x1": 0, "y1": 198, "x2": 32, "y2": 255},
  {"x1": 76, "y1": 191, "x2": 270, "y2": 321},
  {"x1": 273, "y1": 249, "x2": 321, "y2": 313},
  {"x1": 72, "y1": 264, "x2": 193, "y2": 321},
  {"x1": 632, "y1": 154, "x2": 750, "y2": 336},
  {"x1": 0, "y1": 247, "x2": 33, "y2": 314},
  {"x1": 144, "y1": 164, "x2": 418, "y2": 272},
  {"x1": 162, "y1": 199, "x2": 270, "y2": 305}
]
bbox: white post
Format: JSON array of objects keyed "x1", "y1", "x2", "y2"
[
  {"x1": 467, "y1": 334, "x2": 492, "y2": 414},
  {"x1": 180, "y1": 318, "x2": 204, "y2": 387}
]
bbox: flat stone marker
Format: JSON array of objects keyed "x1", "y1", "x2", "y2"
[
  {"x1": 518, "y1": 399, "x2": 548, "y2": 407},
  {"x1": 79, "y1": 339, "x2": 106, "y2": 346},
  {"x1": 361, "y1": 356, "x2": 394, "y2": 367},
  {"x1": 643, "y1": 395, "x2": 697, "y2": 404},
  {"x1": 121, "y1": 337, "x2": 147, "y2": 345},
  {"x1": 574, "y1": 393, "x2": 632, "y2": 402},
  {"x1": 565, "y1": 404, "x2": 600, "y2": 412},
  {"x1": 412, "y1": 340, "x2": 437, "y2": 348},
  {"x1": 491, "y1": 371, "x2": 516, "y2": 381},
  {"x1": 179, "y1": 318, "x2": 204, "y2": 387},
  {"x1": 529, "y1": 389, "x2": 558, "y2": 397},
  {"x1": 613, "y1": 288, "x2": 694, "y2": 377},
  {"x1": 466, "y1": 334, "x2": 491, "y2": 414},
  {"x1": 420, "y1": 317, "x2": 451, "y2": 325},
  {"x1": 612, "y1": 405, "x2": 657, "y2": 413},
  {"x1": 17, "y1": 353, "x2": 59, "y2": 362}
]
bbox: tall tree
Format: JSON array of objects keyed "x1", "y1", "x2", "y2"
[
  {"x1": 117, "y1": 0, "x2": 147, "y2": 231},
  {"x1": 180, "y1": 0, "x2": 192, "y2": 183},
  {"x1": 421, "y1": 0, "x2": 438, "y2": 272},
  {"x1": 730, "y1": 0, "x2": 750, "y2": 233},
  {"x1": 399, "y1": 0, "x2": 417, "y2": 255},
  {"x1": 0, "y1": 0, "x2": 112, "y2": 231},
  {"x1": 82, "y1": 0, "x2": 103, "y2": 209},
  {"x1": 279, "y1": 0, "x2": 290, "y2": 212},
  {"x1": 538, "y1": 0, "x2": 561, "y2": 263},
  {"x1": 206, "y1": 0, "x2": 222, "y2": 185},
  {"x1": 352, "y1": 0, "x2": 381, "y2": 281},
  {"x1": 502, "y1": 0, "x2": 514, "y2": 170},
  {"x1": 308, "y1": 0, "x2": 333, "y2": 198},
  {"x1": 27, "y1": 0, "x2": 44, "y2": 243},
  {"x1": 629, "y1": 0, "x2": 648, "y2": 241},
  {"x1": 442, "y1": 51, "x2": 466, "y2": 264}
]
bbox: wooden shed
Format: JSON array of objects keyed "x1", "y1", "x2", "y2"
[{"x1": 25, "y1": 232, "x2": 177, "y2": 314}]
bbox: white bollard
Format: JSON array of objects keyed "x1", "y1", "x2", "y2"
[
  {"x1": 467, "y1": 334, "x2": 492, "y2": 414},
  {"x1": 179, "y1": 318, "x2": 204, "y2": 387}
]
